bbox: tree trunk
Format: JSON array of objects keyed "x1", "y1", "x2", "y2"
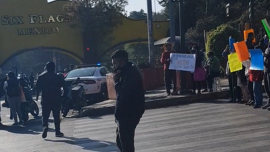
[{"x1": 82, "y1": 31, "x2": 101, "y2": 64}]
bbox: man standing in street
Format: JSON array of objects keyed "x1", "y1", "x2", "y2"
[
  {"x1": 111, "y1": 50, "x2": 145, "y2": 152},
  {"x1": 36, "y1": 62, "x2": 67, "y2": 139}
]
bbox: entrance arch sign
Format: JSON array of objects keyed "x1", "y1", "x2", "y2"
[{"x1": 0, "y1": 0, "x2": 169, "y2": 66}]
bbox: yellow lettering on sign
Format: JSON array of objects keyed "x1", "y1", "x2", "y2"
[{"x1": 228, "y1": 53, "x2": 242, "y2": 72}]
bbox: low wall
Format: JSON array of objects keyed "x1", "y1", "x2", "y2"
[
  {"x1": 140, "y1": 67, "x2": 164, "y2": 91},
  {"x1": 106, "y1": 67, "x2": 165, "y2": 99}
]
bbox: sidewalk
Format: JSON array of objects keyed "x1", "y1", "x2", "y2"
[{"x1": 80, "y1": 79, "x2": 230, "y2": 117}]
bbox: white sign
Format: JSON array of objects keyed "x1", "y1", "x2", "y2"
[{"x1": 169, "y1": 53, "x2": 196, "y2": 72}]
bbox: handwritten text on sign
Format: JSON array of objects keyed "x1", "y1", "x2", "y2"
[{"x1": 169, "y1": 53, "x2": 196, "y2": 72}]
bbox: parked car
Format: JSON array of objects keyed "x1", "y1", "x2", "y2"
[{"x1": 65, "y1": 66, "x2": 108, "y2": 103}]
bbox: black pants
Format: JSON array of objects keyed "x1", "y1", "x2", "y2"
[
  {"x1": 193, "y1": 81, "x2": 202, "y2": 93},
  {"x1": 207, "y1": 72, "x2": 220, "y2": 90},
  {"x1": 116, "y1": 118, "x2": 140, "y2": 152},
  {"x1": 228, "y1": 73, "x2": 241, "y2": 101},
  {"x1": 42, "y1": 101, "x2": 61, "y2": 133},
  {"x1": 247, "y1": 78, "x2": 254, "y2": 101},
  {"x1": 264, "y1": 72, "x2": 270, "y2": 99},
  {"x1": 164, "y1": 70, "x2": 176, "y2": 93},
  {"x1": 191, "y1": 73, "x2": 201, "y2": 93}
]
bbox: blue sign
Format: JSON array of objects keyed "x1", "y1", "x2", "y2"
[
  {"x1": 229, "y1": 37, "x2": 235, "y2": 52},
  {"x1": 249, "y1": 49, "x2": 264, "y2": 70}
]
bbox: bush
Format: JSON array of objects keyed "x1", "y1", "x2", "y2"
[{"x1": 206, "y1": 24, "x2": 242, "y2": 68}]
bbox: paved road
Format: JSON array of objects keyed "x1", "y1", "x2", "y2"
[{"x1": 1, "y1": 98, "x2": 270, "y2": 152}]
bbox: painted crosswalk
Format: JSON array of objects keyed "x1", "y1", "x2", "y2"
[{"x1": 1, "y1": 99, "x2": 270, "y2": 152}]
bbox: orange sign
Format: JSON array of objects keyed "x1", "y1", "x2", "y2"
[
  {"x1": 233, "y1": 41, "x2": 250, "y2": 62},
  {"x1": 244, "y1": 29, "x2": 255, "y2": 43}
]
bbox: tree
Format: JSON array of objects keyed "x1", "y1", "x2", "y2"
[
  {"x1": 128, "y1": 9, "x2": 147, "y2": 20},
  {"x1": 64, "y1": 0, "x2": 128, "y2": 64},
  {"x1": 206, "y1": 24, "x2": 242, "y2": 68}
]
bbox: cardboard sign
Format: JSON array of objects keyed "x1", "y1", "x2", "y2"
[
  {"x1": 228, "y1": 53, "x2": 242, "y2": 72},
  {"x1": 262, "y1": 19, "x2": 270, "y2": 39},
  {"x1": 233, "y1": 41, "x2": 249, "y2": 62},
  {"x1": 249, "y1": 49, "x2": 264, "y2": 70},
  {"x1": 243, "y1": 29, "x2": 255, "y2": 43},
  {"x1": 229, "y1": 37, "x2": 235, "y2": 51},
  {"x1": 169, "y1": 53, "x2": 196, "y2": 72}
]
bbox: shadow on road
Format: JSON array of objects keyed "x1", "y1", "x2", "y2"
[
  {"x1": 0, "y1": 116, "x2": 55, "y2": 135},
  {"x1": 45, "y1": 136, "x2": 117, "y2": 151}
]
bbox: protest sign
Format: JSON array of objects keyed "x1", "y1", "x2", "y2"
[
  {"x1": 228, "y1": 53, "x2": 242, "y2": 72},
  {"x1": 249, "y1": 49, "x2": 264, "y2": 70},
  {"x1": 243, "y1": 29, "x2": 255, "y2": 43},
  {"x1": 229, "y1": 37, "x2": 235, "y2": 51},
  {"x1": 233, "y1": 41, "x2": 249, "y2": 62},
  {"x1": 169, "y1": 53, "x2": 196, "y2": 72},
  {"x1": 262, "y1": 19, "x2": 270, "y2": 39}
]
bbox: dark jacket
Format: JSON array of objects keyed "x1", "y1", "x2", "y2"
[
  {"x1": 6, "y1": 78, "x2": 20, "y2": 98},
  {"x1": 114, "y1": 62, "x2": 145, "y2": 120},
  {"x1": 195, "y1": 50, "x2": 204, "y2": 68},
  {"x1": 264, "y1": 47, "x2": 270, "y2": 73},
  {"x1": 246, "y1": 39, "x2": 254, "y2": 49},
  {"x1": 36, "y1": 71, "x2": 67, "y2": 103}
]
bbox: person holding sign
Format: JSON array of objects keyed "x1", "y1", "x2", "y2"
[
  {"x1": 245, "y1": 33, "x2": 256, "y2": 106},
  {"x1": 262, "y1": 44, "x2": 270, "y2": 109},
  {"x1": 249, "y1": 48, "x2": 264, "y2": 109},
  {"x1": 226, "y1": 52, "x2": 242, "y2": 103},
  {"x1": 204, "y1": 52, "x2": 220, "y2": 92},
  {"x1": 160, "y1": 43, "x2": 177, "y2": 96}
]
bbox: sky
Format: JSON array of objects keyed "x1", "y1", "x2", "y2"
[{"x1": 125, "y1": 0, "x2": 164, "y2": 15}]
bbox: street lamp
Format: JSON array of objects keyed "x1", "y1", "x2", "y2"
[
  {"x1": 226, "y1": 3, "x2": 230, "y2": 17},
  {"x1": 47, "y1": 0, "x2": 67, "y2": 3}
]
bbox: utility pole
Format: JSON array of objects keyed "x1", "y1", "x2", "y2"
[
  {"x1": 179, "y1": 0, "x2": 186, "y2": 94},
  {"x1": 147, "y1": 0, "x2": 155, "y2": 66},
  {"x1": 172, "y1": 0, "x2": 187, "y2": 94},
  {"x1": 169, "y1": 0, "x2": 175, "y2": 43},
  {"x1": 249, "y1": 0, "x2": 254, "y2": 28}
]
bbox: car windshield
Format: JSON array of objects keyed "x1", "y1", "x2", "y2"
[{"x1": 66, "y1": 68, "x2": 96, "y2": 78}]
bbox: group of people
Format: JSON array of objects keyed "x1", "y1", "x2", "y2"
[
  {"x1": 0, "y1": 72, "x2": 36, "y2": 125},
  {"x1": 0, "y1": 51, "x2": 144, "y2": 152},
  {"x1": 224, "y1": 32, "x2": 270, "y2": 109},
  {"x1": 160, "y1": 43, "x2": 221, "y2": 96}
]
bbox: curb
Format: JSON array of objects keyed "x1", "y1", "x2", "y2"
[{"x1": 80, "y1": 90, "x2": 230, "y2": 117}]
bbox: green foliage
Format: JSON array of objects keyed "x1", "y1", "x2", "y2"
[
  {"x1": 206, "y1": 24, "x2": 241, "y2": 66},
  {"x1": 124, "y1": 43, "x2": 163, "y2": 67},
  {"x1": 64, "y1": 0, "x2": 127, "y2": 63}
]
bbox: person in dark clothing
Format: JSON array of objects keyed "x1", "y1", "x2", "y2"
[
  {"x1": 6, "y1": 72, "x2": 23, "y2": 126},
  {"x1": 191, "y1": 45, "x2": 205, "y2": 95},
  {"x1": 262, "y1": 45, "x2": 270, "y2": 109},
  {"x1": 111, "y1": 50, "x2": 145, "y2": 152},
  {"x1": 1, "y1": 76, "x2": 9, "y2": 108},
  {"x1": 36, "y1": 62, "x2": 67, "y2": 139},
  {"x1": 160, "y1": 43, "x2": 177, "y2": 96},
  {"x1": 245, "y1": 32, "x2": 255, "y2": 106},
  {"x1": 225, "y1": 54, "x2": 242, "y2": 103},
  {"x1": 29, "y1": 72, "x2": 35, "y2": 89},
  {"x1": 205, "y1": 51, "x2": 220, "y2": 92}
]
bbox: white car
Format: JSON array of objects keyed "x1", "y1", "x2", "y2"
[{"x1": 65, "y1": 67, "x2": 108, "y2": 100}]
